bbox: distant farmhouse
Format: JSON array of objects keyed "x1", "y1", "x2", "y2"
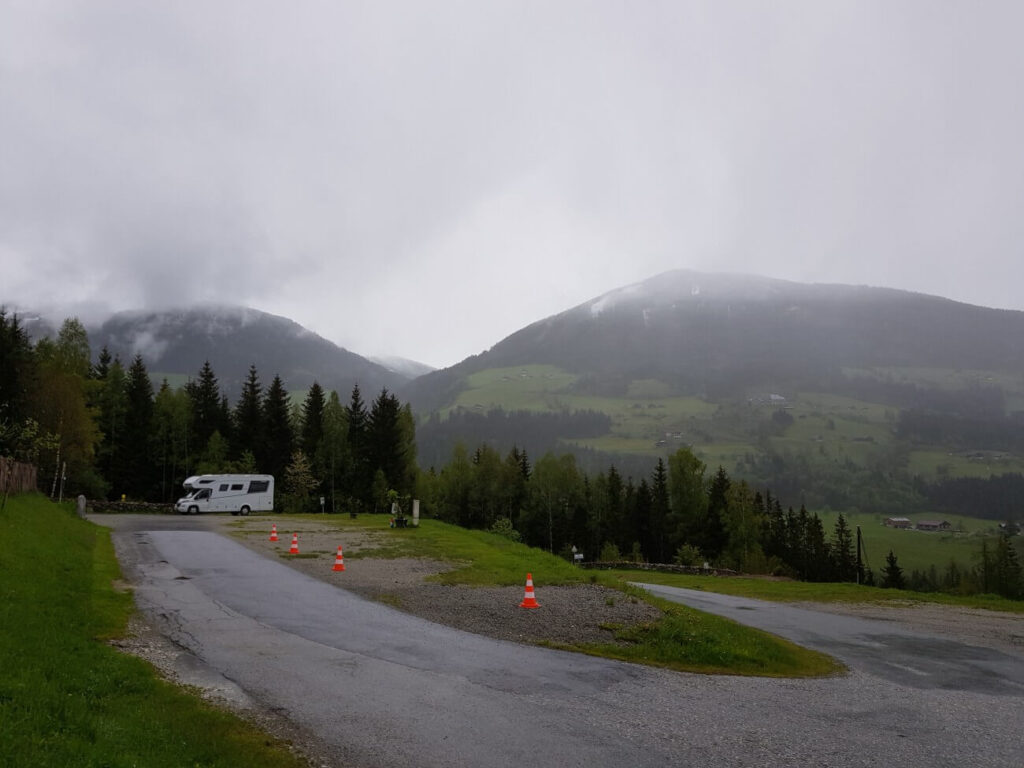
[
  {"x1": 749, "y1": 393, "x2": 789, "y2": 406},
  {"x1": 915, "y1": 520, "x2": 952, "y2": 532},
  {"x1": 884, "y1": 517, "x2": 912, "y2": 529}
]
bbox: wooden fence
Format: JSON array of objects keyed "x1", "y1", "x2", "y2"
[{"x1": 0, "y1": 456, "x2": 38, "y2": 494}]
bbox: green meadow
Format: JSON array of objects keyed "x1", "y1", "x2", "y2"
[{"x1": 815, "y1": 510, "x2": 1005, "y2": 575}]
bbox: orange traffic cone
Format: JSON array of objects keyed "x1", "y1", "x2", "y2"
[
  {"x1": 289, "y1": 533, "x2": 299, "y2": 555},
  {"x1": 519, "y1": 572, "x2": 540, "y2": 609},
  {"x1": 332, "y1": 545, "x2": 346, "y2": 572},
  {"x1": 269, "y1": 523, "x2": 278, "y2": 542}
]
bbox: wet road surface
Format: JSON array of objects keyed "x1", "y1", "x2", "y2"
[
  {"x1": 635, "y1": 583, "x2": 1024, "y2": 696},
  {"x1": 98, "y1": 517, "x2": 1024, "y2": 768}
]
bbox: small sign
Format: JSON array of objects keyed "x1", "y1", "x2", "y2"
[{"x1": 573, "y1": 553, "x2": 584, "y2": 562}]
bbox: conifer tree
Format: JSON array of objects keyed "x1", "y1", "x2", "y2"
[
  {"x1": 186, "y1": 361, "x2": 224, "y2": 453},
  {"x1": 300, "y1": 381, "x2": 326, "y2": 459},
  {"x1": 262, "y1": 374, "x2": 294, "y2": 481},
  {"x1": 649, "y1": 459, "x2": 670, "y2": 563},
  {"x1": 93, "y1": 345, "x2": 112, "y2": 381},
  {"x1": 232, "y1": 365, "x2": 263, "y2": 462},
  {"x1": 95, "y1": 356, "x2": 127, "y2": 494},
  {"x1": 697, "y1": 466, "x2": 730, "y2": 560},
  {"x1": 667, "y1": 447, "x2": 707, "y2": 550},
  {"x1": 121, "y1": 355, "x2": 155, "y2": 498},
  {"x1": 0, "y1": 310, "x2": 35, "y2": 430},
  {"x1": 318, "y1": 391, "x2": 349, "y2": 512},
  {"x1": 367, "y1": 388, "x2": 402, "y2": 486},
  {"x1": 633, "y1": 477, "x2": 653, "y2": 562},
  {"x1": 345, "y1": 384, "x2": 369, "y2": 507},
  {"x1": 993, "y1": 534, "x2": 1023, "y2": 599},
  {"x1": 881, "y1": 549, "x2": 905, "y2": 589},
  {"x1": 831, "y1": 514, "x2": 857, "y2": 582},
  {"x1": 154, "y1": 380, "x2": 191, "y2": 500}
]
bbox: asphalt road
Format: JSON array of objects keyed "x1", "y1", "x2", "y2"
[
  {"x1": 99, "y1": 517, "x2": 1024, "y2": 768},
  {"x1": 634, "y1": 583, "x2": 1024, "y2": 696}
]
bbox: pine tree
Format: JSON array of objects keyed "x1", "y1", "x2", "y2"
[
  {"x1": 881, "y1": 549, "x2": 905, "y2": 589},
  {"x1": 993, "y1": 534, "x2": 1023, "y2": 599},
  {"x1": 186, "y1": 361, "x2": 224, "y2": 453},
  {"x1": 633, "y1": 477, "x2": 653, "y2": 562},
  {"x1": 232, "y1": 365, "x2": 263, "y2": 462},
  {"x1": 318, "y1": 391, "x2": 350, "y2": 513},
  {"x1": 95, "y1": 356, "x2": 127, "y2": 495},
  {"x1": 367, "y1": 388, "x2": 405, "y2": 492},
  {"x1": 93, "y1": 345, "x2": 112, "y2": 381},
  {"x1": 667, "y1": 447, "x2": 707, "y2": 550},
  {"x1": 121, "y1": 355, "x2": 155, "y2": 499},
  {"x1": 300, "y1": 381, "x2": 326, "y2": 459},
  {"x1": 0, "y1": 310, "x2": 35, "y2": 429},
  {"x1": 649, "y1": 459, "x2": 670, "y2": 563},
  {"x1": 262, "y1": 374, "x2": 294, "y2": 481},
  {"x1": 697, "y1": 466, "x2": 730, "y2": 560},
  {"x1": 831, "y1": 514, "x2": 857, "y2": 582},
  {"x1": 154, "y1": 380, "x2": 191, "y2": 501},
  {"x1": 345, "y1": 385, "x2": 369, "y2": 507}
]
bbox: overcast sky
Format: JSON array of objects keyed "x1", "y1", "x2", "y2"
[{"x1": 2, "y1": 1, "x2": 1022, "y2": 368}]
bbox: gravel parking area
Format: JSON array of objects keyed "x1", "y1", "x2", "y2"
[
  {"x1": 100, "y1": 514, "x2": 1024, "y2": 768},
  {"x1": 226, "y1": 518, "x2": 662, "y2": 647}
]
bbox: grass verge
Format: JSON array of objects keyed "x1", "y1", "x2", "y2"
[{"x1": 0, "y1": 494, "x2": 305, "y2": 768}]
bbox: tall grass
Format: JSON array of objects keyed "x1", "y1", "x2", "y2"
[{"x1": 0, "y1": 494, "x2": 304, "y2": 768}]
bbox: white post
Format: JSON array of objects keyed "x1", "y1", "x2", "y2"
[{"x1": 412, "y1": 499, "x2": 420, "y2": 527}]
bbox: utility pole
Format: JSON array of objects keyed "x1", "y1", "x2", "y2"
[{"x1": 856, "y1": 525, "x2": 863, "y2": 585}]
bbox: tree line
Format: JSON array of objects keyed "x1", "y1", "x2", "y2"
[
  {"x1": 0, "y1": 313, "x2": 415, "y2": 513},
  {"x1": 3, "y1": 311, "x2": 1021, "y2": 599}
]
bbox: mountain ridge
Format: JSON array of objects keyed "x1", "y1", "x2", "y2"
[{"x1": 407, "y1": 269, "x2": 1024, "y2": 412}]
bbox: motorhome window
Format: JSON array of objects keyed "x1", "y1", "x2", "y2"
[
  {"x1": 196, "y1": 489, "x2": 211, "y2": 500},
  {"x1": 231, "y1": 484, "x2": 243, "y2": 491},
  {"x1": 199, "y1": 479, "x2": 213, "y2": 484},
  {"x1": 219, "y1": 484, "x2": 228, "y2": 492},
  {"x1": 248, "y1": 480, "x2": 269, "y2": 493}
]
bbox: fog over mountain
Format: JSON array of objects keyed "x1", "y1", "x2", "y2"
[
  {"x1": 408, "y1": 270, "x2": 1024, "y2": 411},
  {"x1": 86, "y1": 306, "x2": 407, "y2": 397}
]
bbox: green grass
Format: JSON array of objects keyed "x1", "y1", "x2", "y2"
[
  {"x1": 291, "y1": 513, "x2": 589, "y2": 586},
  {"x1": 604, "y1": 569, "x2": 1024, "y2": 613},
  {"x1": 0, "y1": 495, "x2": 306, "y2": 768},
  {"x1": 814, "y1": 510, "x2": 1003, "y2": 574},
  {"x1": 907, "y1": 449, "x2": 1024, "y2": 479},
  {"x1": 562, "y1": 596, "x2": 840, "y2": 677},
  {"x1": 279, "y1": 513, "x2": 839, "y2": 677}
]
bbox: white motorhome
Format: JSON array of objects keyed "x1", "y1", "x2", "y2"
[{"x1": 175, "y1": 474, "x2": 274, "y2": 515}]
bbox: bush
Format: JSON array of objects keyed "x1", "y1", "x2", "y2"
[
  {"x1": 488, "y1": 517, "x2": 522, "y2": 543},
  {"x1": 599, "y1": 541, "x2": 621, "y2": 562},
  {"x1": 673, "y1": 543, "x2": 703, "y2": 567}
]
